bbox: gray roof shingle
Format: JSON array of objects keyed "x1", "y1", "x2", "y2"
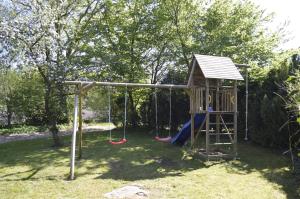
[{"x1": 193, "y1": 54, "x2": 244, "y2": 80}]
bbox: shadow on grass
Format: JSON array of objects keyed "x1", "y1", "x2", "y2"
[
  {"x1": 0, "y1": 137, "x2": 70, "y2": 181},
  {"x1": 75, "y1": 128, "x2": 206, "y2": 180},
  {"x1": 223, "y1": 141, "x2": 298, "y2": 199},
  {"x1": 0, "y1": 167, "x2": 44, "y2": 181},
  {"x1": 0, "y1": 127, "x2": 298, "y2": 198}
]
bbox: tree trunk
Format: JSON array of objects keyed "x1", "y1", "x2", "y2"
[
  {"x1": 45, "y1": 82, "x2": 63, "y2": 147},
  {"x1": 38, "y1": 46, "x2": 63, "y2": 147},
  {"x1": 6, "y1": 101, "x2": 12, "y2": 128},
  {"x1": 57, "y1": 81, "x2": 69, "y2": 123},
  {"x1": 128, "y1": 90, "x2": 138, "y2": 127},
  {"x1": 147, "y1": 94, "x2": 153, "y2": 128},
  {"x1": 49, "y1": 118, "x2": 61, "y2": 147}
]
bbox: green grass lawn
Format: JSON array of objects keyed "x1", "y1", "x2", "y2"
[{"x1": 0, "y1": 128, "x2": 299, "y2": 199}]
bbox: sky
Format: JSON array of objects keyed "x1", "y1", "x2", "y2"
[{"x1": 251, "y1": 0, "x2": 300, "y2": 50}]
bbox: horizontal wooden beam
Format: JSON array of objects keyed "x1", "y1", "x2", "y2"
[
  {"x1": 65, "y1": 81, "x2": 189, "y2": 89},
  {"x1": 65, "y1": 81, "x2": 236, "y2": 90}
]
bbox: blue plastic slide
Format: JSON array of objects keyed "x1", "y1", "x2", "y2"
[{"x1": 171, "y1": 113, "x2": 206, "y2": 146}]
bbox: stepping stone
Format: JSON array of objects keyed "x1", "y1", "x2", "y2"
[{"x1": 104, "y1": 185, "x2": 148, "y2": 199}]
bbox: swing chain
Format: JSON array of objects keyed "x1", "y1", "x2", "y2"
[
  {"x1": 123, "y1": 85, "x2": 127, "y2": 139},
  {"x1": 154, "y1": 88, "x2": 158, "y2": 136},
  {"x1": 169, "y1": 87, "x2": 172, "y2": 137},
  {"x1": 108, "y1": 86, "x2": 112, "y2": 141}
]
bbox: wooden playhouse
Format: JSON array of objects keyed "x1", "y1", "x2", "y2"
[{"x1": 187, "y1": 54, "x2": 244, "y2": 159}]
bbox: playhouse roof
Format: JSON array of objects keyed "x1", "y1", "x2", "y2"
[{"x1": 191, "y1": 54, "x2": 244, "y2": 81}]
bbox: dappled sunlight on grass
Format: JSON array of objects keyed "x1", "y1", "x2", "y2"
[
  {"x1": 0, "y1": 128, "x2": 299, "y2": 198},
  {"x1": 120, "y1": 146, "x2": 151, "y2": 152}
]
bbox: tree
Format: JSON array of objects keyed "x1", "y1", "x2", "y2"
[
  {"x1": 1, "y1": 0, "x2": 103, "y2": 146},
  {"x1": 82, "y1": 0, "x2": 281, "y2": 128},
  {"x1": 283, "y1": 58, "x2": 300, "y2": 171},
  {"x1": 13, "y1": 71, "x2": 46, "y2": 125},
  {"x1": 1, "y1": 0, "x2": 284, "y2": 146},
  {"x1": 87, "y1": 0, "x2": 169, "y2": 126},
  {"x1": 0, "y1": 70, "x2": 20, "y2": 127},
  {"x1": 242, "y1": 50, "x2": 300, "y2": 150},
  {"x1": 197, "y1": 0, "x2": 280, "y2": 64}
]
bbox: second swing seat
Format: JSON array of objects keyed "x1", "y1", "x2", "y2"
[
  {"x1": 109, "y1": 138, "x2": 127, "y2": 145},
  {"x1": 155, "y1": 136, "x2": 172, "y2": 142}
]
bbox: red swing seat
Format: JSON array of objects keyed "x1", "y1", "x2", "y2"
[
  {"x1": 109, "y1": 138, "x2": 127, "y2": 145},
  {"x1": 154, "y1": 136, "x2": 172, "y2": 143}
]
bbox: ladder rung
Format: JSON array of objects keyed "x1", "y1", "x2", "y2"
[
  {"x1": 222, "y1": 128, "x2": 234, "y2": 130},
  {"x1": 209, "y1": 111, "x2": 235, "y2": 114},
  {"x1": 200, "y1": 130, "x2": 215, "y2": 132},
  {"x1": 209, "y1": 123, "x2": 234, "y2": 125},
  {"x1": 209, "y1": 142, "x2": 233, "y2": 145}
]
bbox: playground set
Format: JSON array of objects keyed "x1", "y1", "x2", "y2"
[{"x1": 65, "y1": 54, "x2": 248, "y2": 180}]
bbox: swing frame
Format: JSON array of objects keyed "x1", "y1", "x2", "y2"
[
  {"x1": 65, "y1": 55, "x2": 249, "y2": 180},
  {"x1": 68, "y1": 81, "x2": 188, "y2": 180}
]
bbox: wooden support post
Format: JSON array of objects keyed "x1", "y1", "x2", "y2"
[
  {"x1": 191, "y1": 113, "x2": 195, "y2": 148},
  {"x1": 205, "y1": 79, "x2": 210, "y2": 158},
  {"x1": 216, "y1": 81, "x2": 220, "y2": 143},
  {"x1": 227, "y1": 92, "x2": 230, "y2": 111},
  {"x1": 222, "y1": 91, "x2": 225, "y2": 111},
  {"x1": 187, "y1": 60, "x2": 196, "y2": 87},
  {"x1": 70, "y1": 93, "x2": 79, "y2": 180},
  {"x1": 233, "y1": 81, "x2": 238, "y2": 158},
  {"x1": 197, "y1": 89, "x2": 199, "y2": 112},
  {"x1": 190, "y1": 89, "x2": 193, "y2": 114},
  {"x1": 220, "y1": 91, "x2": 223, "y2": 111},
  {"x1": 245, "y1": 69, "x2": 249, "y2": 140},
  {"x1": 200, "y1": 88, "x2": 203, "y2": 110},
  {"x1": 224, "y1": 91, "x2": 227, "y2": 111},
  {"x1": 78, "y1": 84, "x2": 83, "y2": 159}
]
